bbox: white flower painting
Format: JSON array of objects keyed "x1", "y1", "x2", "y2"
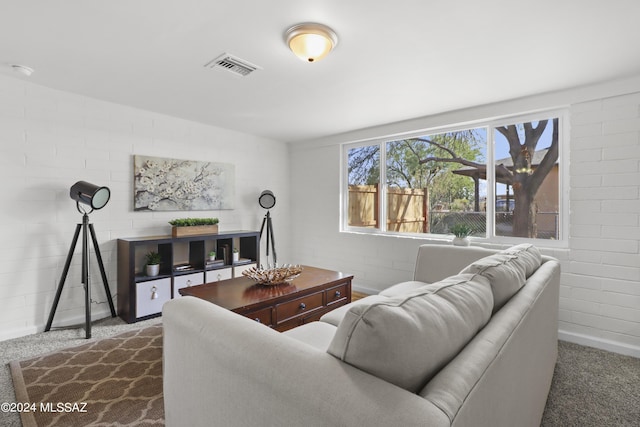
[{"x1": 134, "y1": 155, "x2": 235, "y2": 211}]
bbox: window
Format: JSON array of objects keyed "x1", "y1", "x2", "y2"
[
  {"x1": 493, "y1": 118, "x2": 560, "y2": 240},
  {"x1": 347, "y1": 144, "x2": 380, "y2": 228},
  {"x1": 343, "y1": 112, "x2": 565, "y2": 243}
]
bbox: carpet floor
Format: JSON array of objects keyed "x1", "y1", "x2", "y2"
[
  {"x1": 541, "y1": 341, "x2": 640, "y2": 426},
  {"x1": 2, "y1": 317, "x2": 639, "y2": 427},
  {"x1": 10, "y1": 325, "x2": 163, "y2": 427},
  {"x1": 1, "y1": 317, "x2": 161, "y2": 427}
]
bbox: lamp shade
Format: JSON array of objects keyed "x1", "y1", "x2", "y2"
[
  {"x1": 258, "y1": 190, "x2": 276, "y2": 209},
  {"x1": 285, "y1": 23, "x2": 338, "y2": 63},
  {"x1": 70, "y1": 181, "x2": 111, "y2": 210}
]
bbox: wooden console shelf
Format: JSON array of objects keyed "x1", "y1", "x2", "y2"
[{"x1": 117, "y1": 230, "x2": 260, "y2": 323}]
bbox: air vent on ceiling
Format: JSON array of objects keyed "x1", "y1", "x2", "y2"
[{"x1": 204, "y1": 53, "x2": 261, "y2": 77}]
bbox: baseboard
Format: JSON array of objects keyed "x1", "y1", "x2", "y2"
[
  {"x1": 0, "y1": 325, "x2": 40, "y2": 342},
  {"x1": 0, "y1": 309, "x2": 115, "y2": 343},
  {"x1": 351, "y1": 284, "x2": 379, "y2": 296},
  {"x1": 558, "y1": 329, "x2": 640, "y2": 359}
]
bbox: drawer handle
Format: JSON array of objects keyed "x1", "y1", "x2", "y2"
[
  {"x1": 217, "y1": 274, "x2": 222, "y2": 281},
  {"x1": 186, "y1": 280, "x2": 192, "y2": 286},
  {"x1": 299, "y1": 302, "x2": 306, "y2": 310},
  {"x1": 151, "y1": 286, "x2": 158, "y2": 300},
  {"x1": 254, "y1": 318, "x2": 261, "y2": 323},
  {"x1": 335, "y1": 291, "x2": 341, "y2": 298}
]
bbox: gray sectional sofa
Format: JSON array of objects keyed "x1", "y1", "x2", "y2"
[{"x1": 163, "y1": 244, "x2": 560, "y2": 427}]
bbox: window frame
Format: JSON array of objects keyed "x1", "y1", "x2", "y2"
[{"x1": 340, "y1": 109, "x2": 569, "y2": 247}]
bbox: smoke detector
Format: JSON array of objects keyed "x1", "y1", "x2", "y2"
[{"x1": 204, "y1": 53, "x2": 261, "y2": 77}]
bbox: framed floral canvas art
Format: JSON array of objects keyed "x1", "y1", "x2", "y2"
[{"x1": 134, "y1": 155, "x2": 235, "y2": 211}]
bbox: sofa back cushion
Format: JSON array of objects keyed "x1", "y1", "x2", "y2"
[
  {"x1": 459, "y1": 244, "x2": 541, "y2": 312},
  {"x1": 413, "y1": 245, "x2": 498, "y2": 283},
  {"x1": 327, "y1": 274, "x2": 493, "y2": 393},
  {"x1": 502, "y1": 243, "x2": 542, "y2": 278}
]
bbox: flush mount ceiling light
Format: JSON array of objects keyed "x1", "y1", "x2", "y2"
[{"x1": 285, "y1": 22, "x2": 338, "y2": 63}]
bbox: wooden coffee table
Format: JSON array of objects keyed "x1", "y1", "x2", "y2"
[{"x1": 179, "y1": 265, "x2": 353, "y2": 332}]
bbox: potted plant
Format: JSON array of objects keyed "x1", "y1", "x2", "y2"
[
  {"x1": 208, "y1": 251, "x2": 216, "y2": 262},
  {"x1": 232, "y1": 247, "x2": 240, "y2": 263},
  {"x1": 169, "y1": 218, "x2": 219, "y2": 237},
  {"x1": 449, "y1": 223, "x2": 474, "y2": 247},
  {"x1": 145, "y1": 251, "x2": 161, "y2": 276}
]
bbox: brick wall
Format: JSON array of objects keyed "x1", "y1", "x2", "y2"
[
  {"x1": 0, "y1": 74, "x2": 290, "y2": 340},
  {"x1": 564, "y1": 93, "x2": 640, "y2": 355},
  {"x1": 290, "y1": 88, "x2": 640, "y2": 357}
]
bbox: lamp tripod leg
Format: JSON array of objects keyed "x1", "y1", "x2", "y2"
[
  {"x1": 82, "y1": 216, "x2": 91, "y2": 339},
  {"x1": 89, "y1": 223, "x2": 116, "y2": 318},
  {"x1": 259, "y1": 211, "x2": 277, "y2": 266},
  {"x1": 260, "y1": 215, "x2": 268, "y2": 260},
  {"x1": 45, "y1": 223, "x2": 82, "y2": 332},
  {"x1": 267, "y1": 214, "x2": 277, "y2": 265}
]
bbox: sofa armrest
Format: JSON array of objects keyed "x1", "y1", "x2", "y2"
[
  {"x1": 163, "y1": 297, "x2": 449, "y2": 427},
  {"x1": 421, "y1": 259, "x2": 560, "y2": 427}
]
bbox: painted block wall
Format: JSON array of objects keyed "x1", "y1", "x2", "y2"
[
  {"x1": 0, "y1": 74, "x2": 290, "y2": 341},
  {"x1": 290, "y1": 83, "x2": 640, "y2": 357},
  {"x1": 565, "y1": 93, "x2": 640, "y2": 356}
]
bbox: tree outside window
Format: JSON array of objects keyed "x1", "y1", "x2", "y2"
[
  {"x1": 385, "y1": 129, "x2": 486, "y2": 234},
  {"x1": 494, "y1": 118, "x2": 559, "y2": 239}
]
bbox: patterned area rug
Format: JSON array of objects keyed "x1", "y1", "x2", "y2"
[{"x1": 10, "y1": 325, "x2": 163, "y2": 427}]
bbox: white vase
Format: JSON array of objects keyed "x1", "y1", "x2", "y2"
[
  {"x1": 146, "y1": 264, "x2": 160, "y2": 276},
  {"x1": 452, "y1": 236, "x2": 470, "y2": 247},
  {"x1": 233, "y1": 252, "x2": 239, "y2": 263}
]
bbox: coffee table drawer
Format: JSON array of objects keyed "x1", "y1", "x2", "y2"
[
  {"x1": 244, "y1": 307, "x2": 273, "y2": 327},
  {"x1": 326, "y1": 282, "x2": 349, "y2": 306},
  {"x1": 276, "y1": 291, "x2": 323, "y2": 324}
]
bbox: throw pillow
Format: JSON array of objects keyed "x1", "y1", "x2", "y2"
[
  {"x1": 502, "y1": 243, "x2": 542, "y2": 278},
  {"x1": 460, "y1": 252, "x2": 527, "y2": 312},
  {"x1": 327, "y1": 274, "x2": 493, "y2": 393}
]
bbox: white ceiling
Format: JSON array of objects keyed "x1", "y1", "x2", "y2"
[{"x1": 2, "y1": 1, "x2": 640, "y2": 143}]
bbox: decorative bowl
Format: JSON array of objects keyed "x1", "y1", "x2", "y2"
[{"x1": 241, "y1": 265, "x2": 303, "y2": 285}]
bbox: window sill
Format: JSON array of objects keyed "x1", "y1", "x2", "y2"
[{"x1": 339, "y1": 228, "x2": 568, "y2": 250}]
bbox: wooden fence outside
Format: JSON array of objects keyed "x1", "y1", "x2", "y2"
[
  {"x1": 348, "y1": 185, "x2": 428, "y2": 233},
  {"x1": 348, "y1": 185, "x2": 558, "y2": 239}
]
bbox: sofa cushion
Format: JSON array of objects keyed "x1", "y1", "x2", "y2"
[
  {"x1": 327, "y1": 274, "x2": 493, "y2": 393},
  {"x1": 459, "y1": 250, "x2": 529, "y2": 312},
  {"x1": 282, "y1": 321, "x2": 338, "y2": 352},
  {"x1": 320, "y1": 295, "x2": 390, "y2": 326},
  {"x1": 502, "y1": 243, "x2": 542, "y2": 278},
  {"x1": 378, "y1": 280, "x2": 430, "y2": 297}
]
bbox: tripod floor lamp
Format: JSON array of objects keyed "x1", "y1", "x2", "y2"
[
  {"x1": 258, "y1": 190, "x2": 277, "y2": 266},
  {"x1": 45, "y1": 181, "x2": 116, "y2": 339}
]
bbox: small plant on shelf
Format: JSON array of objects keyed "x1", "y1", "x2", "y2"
[
  {"x1": 145, "y1": 251, "x2": 161, "y2": 277},
  {"x1": 168, "y1": 218, "x2": 219, "y2": 226},
  {"x1": 169, "y1": 218, "x2": 220, "y2": 237},
  {"x1": 208, "y1": 251, "x2": 216, "y2": 261},
  {"x1": 145, "y1": 251, "x2": 161, "y2": 265}
]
